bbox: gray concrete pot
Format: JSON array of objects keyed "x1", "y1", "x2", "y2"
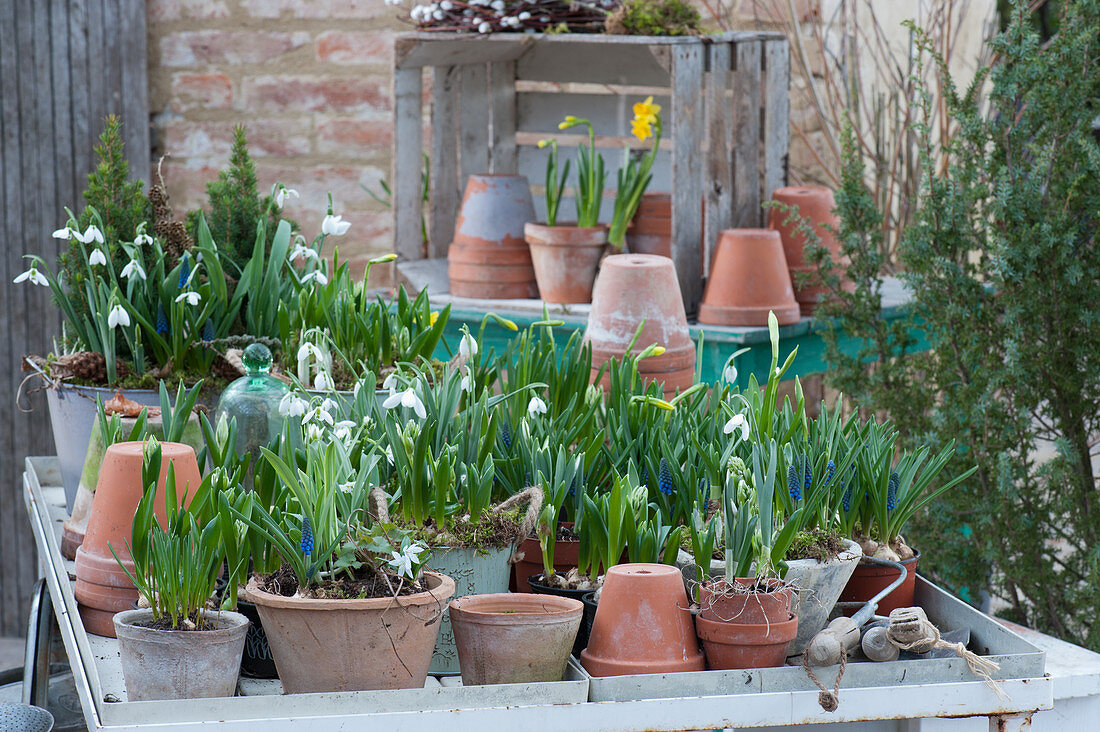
[{"x1": 113, "y1": 609, "x2": 248, "y2": 701}]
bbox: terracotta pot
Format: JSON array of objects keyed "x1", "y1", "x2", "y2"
[
  {"x1": 448, "y1": 593, "x2": 582, "y2": 686},
  {"x1": 768, "y1": 185, "x2": 854, "y2": 316},
  {"x1": 527, "y1": 573, "x2": 596, "y2": 656},
  {"x1": 580, "y1": 563, "x2": 704, "y2": 677},
  {"x1": 698, "y1": 578, "x2": 793, "y2": 625},
  {"x1": 510, "y1": 522, "x2": 580, "y2": 593},
  {"x1": 695, "y1": 612, "x2": 798, "y2": 670},
  {"x1": 626, "y1": 193, "x2": 672, "y2": 258},
  {"x1": 113, "y1": 609, "x2": 248, "y2": 701},
  {"x1": 698, "y1": 229, "x2": 801, "y2": 327},
  {"x1": 585, "y1": 254, "x2": 696, "y2": 398},
  {"x1": 839, "y1": 551, "x2": 921, "y2": 617},
  {"x1": 243, "y1": 571, "x2": 455, "y2": 693},
  {"x1": 74, "y1": 441, "x2": 202, "y2": 637},
  {"x1": 524, "y1": 222, "x2": 607, "y2": 304},
  {"x1": 447, "y1": 174, "x2": 539, "y2": 299}
]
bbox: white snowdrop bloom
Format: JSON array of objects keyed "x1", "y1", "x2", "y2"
[
  {"x1": 52, "y1": 226, "x2": 76, "y2": 240},
  {"x1": 301, "y1": 270, "x2": 328, "y2": 286},
  {"x1": 306, "y1": 423, "x2": 325, "y2": 442},
  {"x1": 13, "y1": 266, "x2": 48, "y2": 287},
  {"x1": 384, "y1": 445, "x2": 394, "y2": 464},
  {"x1": 275, "y1": 186, "x2": 299, "y2": 208},
  {"x1": 134, "y1": 231, "x2": 153, "y2": 247},
  {"x1": 175, "y1": 291, "x2": 201, "y2": 307},
  {"x1": 382, "y1": 372, "x2": 398, "y2": 395},
  {"x1": 723, "y1": 413, "x2": 750, "y2": 441},
  {"x1": 120, "y1": 259, "x2": 146, "y2": 281},
  {"x1": 383, "y1": 388, "x2": 426, "y2": 420},
  {"x1": 107, "y1": 304, "x2": 130, "y2": 329},
  {"x1": 314, "y1": 371, "x2": 335, "y2": 391},
  {"x1": 88, "y1": 249, "x2": 107, "y2": 266},
  {"x1": 723, "y1": 363, "x2": 738, "y2": 384},
  {"x1": 304, "y1": 406, "x2": 335, "y2": 427},
  {"x1": 321, "y1": 213, "x2": 351, "y2": 236},
  {"x1": 459, "y1": 332, "x2": 477, "y2": 358},
  {"x1": 289, "y1": 244, "x2": 319, "y2": 264},
  {"x1": 321, "y1": 398, "x2": 340, "y2": 415},
  {"x1": 527, "y1": 396, "x2": 548, "y2": 417},
  {"x1": 460, "y1": 372, "x2": 473, "y2": 393},
  {"x1": 297, "y1": 342, "x2": 323, "y2": 363},
  {"x1": 278, "y1": 392, "x2": 309, "y2": 418},
  {"x1": 81, "y1": 225, "x2": 105, "y2": 244}
]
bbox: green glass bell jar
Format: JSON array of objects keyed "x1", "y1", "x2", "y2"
[{"x1": 214, "y1": 343, "x2": 289, "y2": 466}]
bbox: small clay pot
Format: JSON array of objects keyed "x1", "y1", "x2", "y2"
[
  {"x1": 626, "y1": 193, "x2": 672, "y2": 258},
  {"x1": 74, "y1": 441, "x2": 202, "y2": 637},
  {"x1": 695, "y1": 612, "x2": 798, "y2": 670},
  {"x1": 698, "y1": 229, "x2": 801, "y2": 327},
  {"x1": 510, "y1": 523, "x2": 580, "y2": 593},
  {"x1": 527, "y1": 572, "x2": 596, "y2": 656},
  {"x1": 525, "y1": 223, "x2": 608, "y2": 304},
  {"x1": 768, "y1": 186, "x2": 854, "y2": 316},
  {"x1": 697, "y1": 578, "x2": 793, "y2": 625},
  {"x1": 839, "y1": 551, "x2": 921, "y2": 617},
  {"x1": 585, "y1": 254, "x2": 696, "y2": 398},
  {"x1": 447, "y1": 174, "x2": 539, "y2": 299},
  {"x1": 580, "y1": 563, "x2": 704, "y2": 677},
  {"x1": 448, "y1": 593, "x2": 582, "y2": 686}
]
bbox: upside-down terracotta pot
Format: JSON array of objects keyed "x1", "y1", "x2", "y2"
[
  {"x1": 580, "y1": 563, "x2": 704, "y2": 677},
  {"x1": 695, "y1": 612, "x2": 798, "y2": 670},
  {"x1": 524, "y1": 223, "x2": 607, "y2": 304},
  {"x1": 74, "y1": 441, "x2": 201, "y2": 638},
  {"x1": 839, "y1": 551, "x2": 921, "y2": 617},
  {"x1": 698, "y1": 578, "x2": 793, "y2": 625},
  {"x1": 625, "y1": 193, "x2": 672, "y2": 258},
  {"x1": 447, "y1": 174, "x2": 539, "y2": 299},
  {"x1": 768, "y1": 185, "x2": 854, "y2": 316},
  {"x1": 244, "y1": 571, "x2": 455, "y2": 693},
  {"x1": 585, "y1": 254, "x2": 696, "y2": 398},
  {"x1": 449, "y1": 593, "x2": 582, "y2": 686},
  {"x1": 698, "y1": 229, "x2": 801, "y2": 327}
]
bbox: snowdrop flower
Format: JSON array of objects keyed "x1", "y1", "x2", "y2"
[
  {"x1": 459, "y1": 332, "x2": 477, "y2": 358},
  {"x1": 384, "y1": 445, "x2": 394, "y2": 464},
  {"x1": 303, "y1": 406, "x2": 335, "y2": 427},
  {"x1": 274, "y1": 185, "x2": 299, "y2": 209},
  {"x1": 278, "y1": 392, "x2": 309, "y2": 418},
  {"x1": 477, "y1": 21, "x2": 491, "y2": 32},
  {"x1": 321, "y1": 397, "x2": 339, "y2": 414},
  {"x1": 289, "y1": 244, "x2": 319, "y2": 263},
  {"x1": 338, "y1": 481, "x2": 355, "y2": 494},
  {"x1": 306, "y1": 423, "x2": 325, "y2": 442},
  {"x1": 723, "y1": 362, "x2": 738, "y2": 384},
  {"x1": 352, "y1": 380, "x2": 364, "y2": 399},
  {"x1": 383, "y1": 387, "x2": 426, "y2": 419},
  {"x1": 13, "y1": 266, "x2": 48, "y2": 286},
  {"x1": 79, "y1": 225, "x2": 104, "y2": 244},
  {"x1": 382, "y1": 372, "x2": 398, "y2": 395},
  {"x1": 297, "y1": 342, "x2": 324, "y2": 363},
  {"x1": 527, "y1": 396, "x2": 548, "y2": 417},
  {"x1": 120, "y1": 259, "x2": 146, "y2": 281},
  {"x1": 107, "y1": 304, "x2": 130, "y2": 329},
  {"x1": 334, "y1": 420, "x2": 356, "y2": 443},
  {"x1": 460, "y1": 372, "x2": 473, "y2": 393},
  {"x1": 88, "y1": 248, "x2": 107, "y2": 266},
  {"x1": 321, "y1": 214, "x2": 351, "y2": 236},
  {"x1": 301, "y1": 270, "x2": 328, "y2": 286},
  {"x1": 314, "y1": 371, "x2": 335, "y2": 391},
  {"x1": 175, "y1": 291, "x2": 201, "y2": 307},
  {"x1": 723, "y1": 413, "x2": 750, "y2": 441},
  {"x1": 134, "y1": 231, "x2": 153, "y2": 247},
  {"x1": 52, "y1": 226, "x2": 77, "y2": 240}
]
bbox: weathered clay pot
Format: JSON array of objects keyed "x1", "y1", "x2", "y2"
[
  {"x1": 580, "y1": 563, "x2": 704, "y2": 677},
  {"x1": 698, "y1": 578, "x2": 793, "y2": 625},
  {"x1": 528, "y1": 572, "x2": 597, "y2": 656},
  {"x1": 626, "y1": 193, "x2": 672, "y2": 258},
  {"x1": 839, "y1": 551, "x2": 921, "y2": 617},
  {"x1": 113, "y1": 609, "x2": 248, "y2": 701},
  {"x1": 447, "y1": 174, "x2": 539, "y2": 299},
  {"x1": 449, "y1": 593, "x2": 582, "y2": 685},
  {"x1": 244, "y1": 571, "x2": 455, "y2": 693},
  {"x1": 74, "y1": 441, "x2": 202, "y2": 637},
  {"x1": 698, "y1": 229, "x2": 801, "y2": 327},
  {"x1": 510, "y1": 522, "x2": 580, "y2": 593},
  {"x1": 585, "y1": 254, "x2": 696, "y2": 398},
  {"x1": 695, "y1": 612, "x2": 798, "y2": 670},
  {"x1": 785, "y1": 539, "x2": 862, "y2": 654},
  {"x1": 768, "y1": 185, "x2": 854, "y2": 315},
  {"x1": 525, "y1": 223, "x2": 607, "y2": 304}
]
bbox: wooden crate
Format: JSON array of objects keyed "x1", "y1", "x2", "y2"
[{"x1": 392, "y1": 31, "x2": 790, "y2": 315}]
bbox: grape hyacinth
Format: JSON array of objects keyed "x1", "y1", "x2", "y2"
[
  {"x1": 700, "y1": 477, "x2": 710, "y2": 507},
  {"x1": 501, "y1": 420, "x2": 512, "y2": 450},
  {"x1": 887, "y1": 471, "x2": 900, "y2": 511},
  {"x1": 658, "y1": 457, "x2": 673, "y2": 496},
  {"x1": 178, "y1": 254, "x2": 191, "y2": 290},
  {"x1": 823, "y1": 460, "x2": 836, "y2": 486},
  {"x1": 202, "y1": 318, "x2": 215, "y2": 342},
  {"x1": 300, "y1": 516, "x2": 313, "y2": 557},
  {"x1": 640, "y1": 464, "x2": 649, "y2": 486},
  {"x1": 155, "y1": 304, "x2": 169, "y2": 336},
  {"x1": 842, "y1": 484, "x2": 853, "y2": 512},
  {"x1": 804, "y1": 456, "x2": 813, "y2": 491},
  {"x1": 787, "y1": 462, "x2": 801, "y2": 501}
]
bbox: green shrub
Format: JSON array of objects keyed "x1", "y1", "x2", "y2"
[{"x1": 605, "y1": 0, "x2": 700, "y2": 36}]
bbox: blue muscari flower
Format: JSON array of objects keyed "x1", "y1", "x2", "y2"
[
  {"x1": 501, "y1": 421, "x2": 511, "y2": 450},
  {"x1": 887, "y1": 471, "x2": 899, "y2": 511},
  {"x1": 300, "y1": 516, "x2": 313, "y2": 556},
  {"x1": 658, "y1": 457, "x2": 673, "y2": 496},
  {"x1": 823, "y1": 460, "x2": 836, "y2": 486},
  {"x1": 700, "y1": 478, "x2": 710, "y2": 507},
  {"x1": 787, "y1": 462, "x2": 802, "y2": 501},
  {"x1": 639, "y1": 464, "x2": 649, "y2": 486},
  {"x1": 568, "y1": 477, "x2": 576, "y2": 497},
  {"x1": 202, "y1": 318, "x2": 215, "y2": 342},
  {"x1": 178, "y1": 254, "x2": 190, "y2": 290},
  {"x1": 804, "y1": 456, "x2": 813, "y2": 490},
  {"x1": 842, "y1": 484, "x2": 853, "y2": 512},
  {"x1": 155, "y1": 304, "x2": 169, "y2": 336}
]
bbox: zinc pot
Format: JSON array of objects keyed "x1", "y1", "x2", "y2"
[
  {"x1": 236, "y1": 599, "x2": 278, "y2": 679},
  {"x1": 585, "y1": 254, "x2": 696, "y2": 398},
  {"x1": 524, "y1": 222, "x2": 608, "y2": 304},
  {"x1": 839, "y1": 550, "x2": 921, "y2": 617},
  {"x1": 784, "y1": 539, "x2": 862, "y2": 654},
  {"x1": 74, "y1": 441, "x2": 202, "y2": 638},
  {"x1": 448, "y1": 593, "x2": 582, "y2": 686},
  {"x1": 447, "y1": 174, "x2": 539, "y2": 299},
  {"x1": 528, "y1": 573, "x2": 597, "y2": 656},
  {"x1": 510, "y1": 522, "x2": 580, "y2": 593},
  {"x1": 698, "y1": 229, "x2": 801, "y2": 327},
  {"x1": 426, "y1": 545, "x2": 514, "y2": 674},
  {"x1": 244, "y1": 571, "x2": 455, "y2": 693},
  {"x1": 698, "y1": 578, "x2": 793, "y2": 625},
  {"x1": 580, "y1": 591, "x2": 598, "y2": 652},
  {"x1": 625, "y1": 193, "x2": 672, "y2": 258},
  {"x1": 695, "y1": 612, "x2": 798, "y2": 670},
  {"x1": 580, "y1": 563, "x2": 704, "y2": 677},
  {"x1": 768, "y1": 185, "x2": 854, "y2": 316},
  {"x1": 113, "y1": 609, "x2": 249, "y2": 701}
]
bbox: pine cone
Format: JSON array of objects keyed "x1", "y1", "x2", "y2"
[{"x1": 151, "y1": 156, "x2": 193, "y2": 267}]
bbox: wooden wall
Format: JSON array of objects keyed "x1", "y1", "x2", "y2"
[{"x1": 0, "y1": 0, "x2": 149, "y2": 637}]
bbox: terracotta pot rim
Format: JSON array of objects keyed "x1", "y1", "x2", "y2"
[
  {"x1": 695, "y1": 612, "x2": 798, "y2": 641},
  {"x1": 449, "y1": 592, "x2": 583, "y2": 620},
  {"x1": 771, "y1": 185, "x2": 834, "y2": 198},
  {"x1": 243, "y1": 571, "x2": 455, "y2": 611},
  {"x1": 525, "y1": 222, "x2": 608, "y2": 232},
  {"x1": 113, "y1": 608, "x2": 249, "y2": 638},
  {"x1": 717, "y1": 228, "x2": 780, "y2": 240}
]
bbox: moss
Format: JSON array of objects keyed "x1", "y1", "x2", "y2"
[
  {"x1": 404, "y1": 507, "x2": 527, "y2": 550},
  {"x1": 605, "y1": 0, "x2": 701, "y2": 36},
  {"x1": 785, "y1": 528, "x2": 848, "y2": 562}
]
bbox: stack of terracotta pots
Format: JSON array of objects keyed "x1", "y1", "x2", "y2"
[
  {"x1": 698, "y1": 229, "x2": 801, "y2": 327},
  {"x1": 625, "y1": 193, "x2": 672, "y2": 259},
  {"x1": 768, "y1": 185, "x2": 853, "y2": 316},
  {"x1": 74, "y1": 441, "x2": 201, "y2": 637},
  {"x1": 585, "y1": 254, "x2": 696, "y2": 398},
  {"x1": 447, "y1": 174, "x2": 540, "y2": 300}
]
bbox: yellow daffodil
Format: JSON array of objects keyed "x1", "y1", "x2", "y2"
[
  {"x1": 429, "y1": 310, "x2": 439, "y2": 326},
  {"x1": 558, "y1": 114, "x2": 578, "y2": 130},
  {"x1": 538, "y1": 139, "x2": 551, "y2": 148},
  {"x1": 631, "y1": 118, "x2": 653, "y2": 142},
  {"x1": 633, "y1": 96, "x2": 661, "y2": 125}
]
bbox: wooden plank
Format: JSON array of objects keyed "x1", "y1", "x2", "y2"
[
  {"x1": 732, "y1": 39, "x2": 763, "y2": 228},
  {"x1": 119, "y1": 0, "x2": 150, "y2": 184},
  {"x1": 516, "y1": 92, "x2": 672, "y2": 136},
  {"x1": 393, "y1": 66, "x2": 424, "y2": 261},
  {"x1": 763, "y1": 38, "x2": 790, "y2": 208},
  {"x1": 50, "y1": 0, "x2": 75, "y2": 215},
  {"x1": 395, "y1": 35, "x2": 530, "y2": 69},
  {"x1": 704, "y1": 42, "x2": 733, "y2": 280},
  {"x1": 459, "y1": 63, "x2": 489, "y2": 184},
  {"x1": 68, "y1": 0, "x2": 92, "y2": 178},
  {"x1": 516, "y1": 43, "x2": 672, "y2": 86},
  {"x1": 430, "y1": 66, "x2": 460, "y2": 260},
  {"x1": 670, "y1": 44, "x2": 705, "y2": 317},
  {"x1": 85, "y1": 0, "x2": 106, "y2": 145},
  {"x1": 488, "y1": 60, "x2": 517, "y2": 173}
]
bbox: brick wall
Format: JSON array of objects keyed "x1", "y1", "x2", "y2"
[{"x1": 147, "y1": 0, "x2": 404, "y2": 284}]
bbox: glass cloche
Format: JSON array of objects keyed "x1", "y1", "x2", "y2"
[{"x1": 214, "y1": 343, "x2": 289, "y2": 469}]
